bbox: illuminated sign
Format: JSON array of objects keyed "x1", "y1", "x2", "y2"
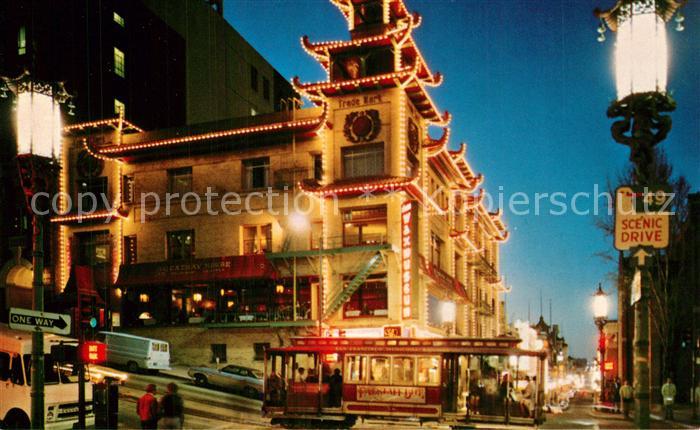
[
  {"x1": 383, "y1": 326, "x2": 401, "y2": 338},
  {"x1": 604, "y1": 361, "x2": 614, "y2": 371},
  {"x1": 401, "y1": 201, "x2": 412, "y2": 318},
  {"x1": 357, "y1": 385, "x2": 425, "y2": 404},
  {"x1": 80, "y1": 341, "x2": 106, "y2": 364},
  {"x1": 614, "y1": 186, "x2": 670, "y2": 251}
]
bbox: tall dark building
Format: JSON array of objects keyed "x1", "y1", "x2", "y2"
[{"x1": 0, "y1": 0, "x2": 296, "y2": 312}]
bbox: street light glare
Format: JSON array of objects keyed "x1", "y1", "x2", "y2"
[
  {"x1": 16, "y1": 91, "x2": 62, "y2": 158},
  {"x1": 592, "y1": 289, "x2": 609, "y2": 320},
  {"x1": 289, "y1": 211, "x2": 310, "y2": 232},
  {"x1": 615, "y1": 10, "x2": 668, "y2": 99}
]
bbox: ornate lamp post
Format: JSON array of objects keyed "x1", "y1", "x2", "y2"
[
  {"x1": 594, "y1": 1, "x2": 686, "y2": 427},
  {"x1": 592, "y1": 284, "x2": 609, "y2": 404},
  {"x1": 1, "y1": 71, "x2": 72, "y2": 429}
]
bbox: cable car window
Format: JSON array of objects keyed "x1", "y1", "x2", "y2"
[
  {"x1": 345, "y1": 355, "x2": 366, "y2": 383},
  {"x1": 369, "y1": 356, "x2": 390, "y2": 384},
  {"x1": 417, "y1": 356, "x2": 440, "y2": 386},
  {"x1": 392, "y1": 356, "x2": 415, "y2": 385}
]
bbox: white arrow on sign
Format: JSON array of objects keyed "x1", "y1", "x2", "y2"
[
  {"x1": 633, "y1": 248, "x2": 651, "y2": 266},
  {"x1": 8, "y1": 308, "x2": 72, "y2": 336}
]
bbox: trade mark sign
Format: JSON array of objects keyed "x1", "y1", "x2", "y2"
[{"x1": 614, "y1": 186, "x2": 671, "y2": 251}]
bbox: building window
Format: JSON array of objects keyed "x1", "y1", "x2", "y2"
[
  {"x1": 250, "y1": 65, "x2": 258, "y2": 92},
  {"x1": 342, "y1": 206, "x2": 387, "y2": 246},
  {"x1": 122, "y1": 175, "x2": 134, "y2": 203},
  {"x1": 123, "y1": 235, "x2": 137, "y2": 265},
  {"x1": 77, "y1": 177, "x2": 108, "y2": 209},
  {"x1": 262, "y1": 77, "x2": 270, "y2": 101},
  {"x1": 18, "y1": 26, "x2": 26, "y2": 55},
  {"x1": 211, "y1": 344, "x2": 227, "y2": 364},
  {"x1": 114, "y1": 99, "x2": 125, "y2": 116},
  {"x1": 313, "y1": 153, "x2": 323, "y2": 181},
  {"x1": 76, "y1": 231, "x2": 111, "y2": 266},
  {"x1": 241, "y1": 224, "x2": 271, "y2": 255},
  {"x1": 430, "y1": 233, "x2": 443, "y2": 269},
  {"x1": 253, "y1": 343, "x2": 269, "y2": 361},
  {"x1": 344, "y1": 276, "x2": 388, "y2": 318},
  {"x1": 342, "y1": 143, "x2": 384, "y2": 179},
  {"x1": 167, "y1": 230, "x2": 195, "y2": 260},
  {"x1": 113, "y1": 12, "x2": 125, "y2": 27},
  {"x1": 167, "y1": 167, "x2": 192, "y2": 195},
  {"x1": 250, "y1": 107, "x2": 258, "y2": 116},
  {"x1": 243, "y1": 157, "x2": 269, "y2": 189},
  {"x1": 114, "y1": 47, "x2": 125, "y2": 78}
]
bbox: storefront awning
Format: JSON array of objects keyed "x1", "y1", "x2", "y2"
[{"x1": 115, "y1": 255, "x2": 278, "y2": 287}]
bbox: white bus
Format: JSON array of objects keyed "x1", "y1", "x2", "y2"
[
  {"x1": 98, "y1": 331, "x2": 170, "y2": 373},
  {"x1": 0, "y1": 324, "x2": 94, "y2": 429}
]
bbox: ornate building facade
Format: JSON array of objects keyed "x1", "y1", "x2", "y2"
[{"x1": 53, "y1": 0, "x2": 509, "y2": 367}]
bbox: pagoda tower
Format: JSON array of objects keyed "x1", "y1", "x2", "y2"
[{"x1": 295, "y1": 0, "x2": 509, "y2": 338}]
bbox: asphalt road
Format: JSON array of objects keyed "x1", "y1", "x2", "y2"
[{"x1": 116, "y1": 369, "x2": 267, "y2": 429}]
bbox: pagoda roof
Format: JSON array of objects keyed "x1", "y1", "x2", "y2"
[
  {"x1": 301, "y1": 10, "x2": 441, "y2": 86},
  {"x1": 293, "y1": 71, "x2": 449, "y2": 125},
  {"x1": 64, "y1": 117, "x2": 144, "y2": 134},
  {"x1": 86, "y1": 106, "x2": 328, "y2": 162}
]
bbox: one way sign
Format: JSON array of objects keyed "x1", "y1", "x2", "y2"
[{"x1": 9, "y1": 308, "x2": 71, "y2": 336}]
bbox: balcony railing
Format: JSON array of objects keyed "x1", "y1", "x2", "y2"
[{"x1": 273, "y1": 167, "x2": 313, "y2": 189}]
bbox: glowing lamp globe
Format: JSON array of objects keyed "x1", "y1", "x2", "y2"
[
  {"x1": 16, "y1": 90, "x2": 63, "y2": 158},
  {"x1": 614, "y1": 1, "x2": 668, "y2": 99},
  {"x1": 592, "y1": 285, "x2": 609, "y2": 320},
  {"x1": 289, "y1": 211, "x2": 310, "y2": 233}
]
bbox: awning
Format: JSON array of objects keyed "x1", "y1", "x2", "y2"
[{"x1": 115, "y1": 255, "x2": 278, "y2": 287}]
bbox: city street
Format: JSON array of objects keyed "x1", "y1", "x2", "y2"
[{"x1": 117, "y1": 370, "x2": 266, "y2": 429}]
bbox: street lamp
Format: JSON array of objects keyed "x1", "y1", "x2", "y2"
[
  {"x1": 592, "y1": 283, "x2": 609, "y2": 404},
  {"x1": 1, "y1": 71, "x2": 72, "y2": 429},
  {"x1": 594, "y1": 2, "x2": 686, "y2": 427}
]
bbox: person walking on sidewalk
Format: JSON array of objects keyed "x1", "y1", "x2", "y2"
[
  {"x1": 619, "y1": 380, "x2": 633, "y2": 419},
  {"x1": 137, "y1": 384, "x2": 159, "y2": 429},
  {"x1": 159, "y1": 382, "x2": 184, "y2": 429},
  {"x1": 661, "y1": 377, "x2": 676, "y2": 421}
]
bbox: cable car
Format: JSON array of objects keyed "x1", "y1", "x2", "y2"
[{"x1": 263, "y1": 336, "x2": 547, "y2": 428}]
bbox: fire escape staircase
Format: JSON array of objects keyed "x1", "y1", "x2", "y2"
[{"x1": 323, "y1": 252, "x2": 383, "y2": 319}]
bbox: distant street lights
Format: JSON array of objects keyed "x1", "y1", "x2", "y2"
[
  {"x1": 1, "y1": 71, "x2": 72, "y2": 429},
  {"x1": 592, "y1": 283, "x2": 609, "y2": 403}
]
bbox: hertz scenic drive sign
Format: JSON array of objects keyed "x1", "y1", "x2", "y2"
[
  {"x1": 614, "y1": 186, "x2": 672, "y2": 253},
  {"x1": 9, "y1": 307, "x2": 71, "y2": 335}
]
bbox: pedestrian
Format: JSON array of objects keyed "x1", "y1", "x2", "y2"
[
  {"x1": 694, "y1": 381, "x2": 700, "y2": 411},
  {"x1": 294, "y1": 367, "x2": 306, "y2": 383},
  {"x1": 519, "y1": 376, "x2": 535, "y2": 418},
  {"x1": 328, "y1": 368, "x2": 343, "y2": 407},
  {"x1": 137, "y1": 384, "x2": 158, "y2": 429},
  {"x1": 159, "y1": 382, "x2": 184, "y2": 429},
  {"x1": 661, "y1": 377, "x2": 676, "y2": 421},
  {"x1": 613, "y1": 378, "x2": 621, "y2": 413},
  {"x1": 619, "y1": 380, "x2": 633, "y2": 419},
  {"x1": 267, "y1": 370, "x2": 283, "y2": 405}
]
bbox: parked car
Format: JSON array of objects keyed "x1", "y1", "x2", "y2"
[
  {"x1": 188, "y1": 364, "x2": 263, "y2": 398},
  {"x1": 97, "y1": 331, "x2": 170, "y2": 373}
]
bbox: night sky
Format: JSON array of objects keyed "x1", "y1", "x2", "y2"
[{"x1": 225, "y1": 0, "x2": 700, "y2": 358}]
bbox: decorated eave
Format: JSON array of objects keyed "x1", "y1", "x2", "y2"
[
  {"x1": 300, "y1": 10, "x2": 441, "y2": 86},
  {"x1": 479, "y1": 206, "x2": 509, "y2": 242},
  {"x1": 293, "y1": 71, "x2": 448, "y2": 125},
  {"x1": 86, "y1": 105, "x2": 329, "y2": 161},
  {"x1": 63, "y1": 117, "x2": 144, "y2": 134},
  {"x1": 50, "y1": 208, "x2": 128, "y2": 225},
  {"x1": 595, "y1": 0, "x2": 685, "y2": 31},
  {"x1": 424, "y1": 129, "x2": 482, "y2": 192},
  {"x1": 300, "y1": 174, "x2": 446, "y2": 215}
]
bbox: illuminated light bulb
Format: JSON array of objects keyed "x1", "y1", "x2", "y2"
[{"x1": 597, "y1": 33, "x2": 606, "y2": 43}]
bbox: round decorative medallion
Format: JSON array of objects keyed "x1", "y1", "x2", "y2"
[{"x1": 344, "y1": 109, "x2": 381, "y2": 143}]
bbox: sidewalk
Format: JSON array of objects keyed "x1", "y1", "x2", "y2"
[{"x1": 589, "y1": 403, "x2": 698, "y2": 429}]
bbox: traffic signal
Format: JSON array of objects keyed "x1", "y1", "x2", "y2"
[
  {"x1": 79, "y1": 341, "x2": 106, "y2": 364},
  {"x1": 75, "y1": 295, "x2": 105, "y2": 338}
]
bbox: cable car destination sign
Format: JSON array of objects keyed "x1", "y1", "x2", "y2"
[{"x1": 614, "y1": 186, "x2": 672, "y2": 252}]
